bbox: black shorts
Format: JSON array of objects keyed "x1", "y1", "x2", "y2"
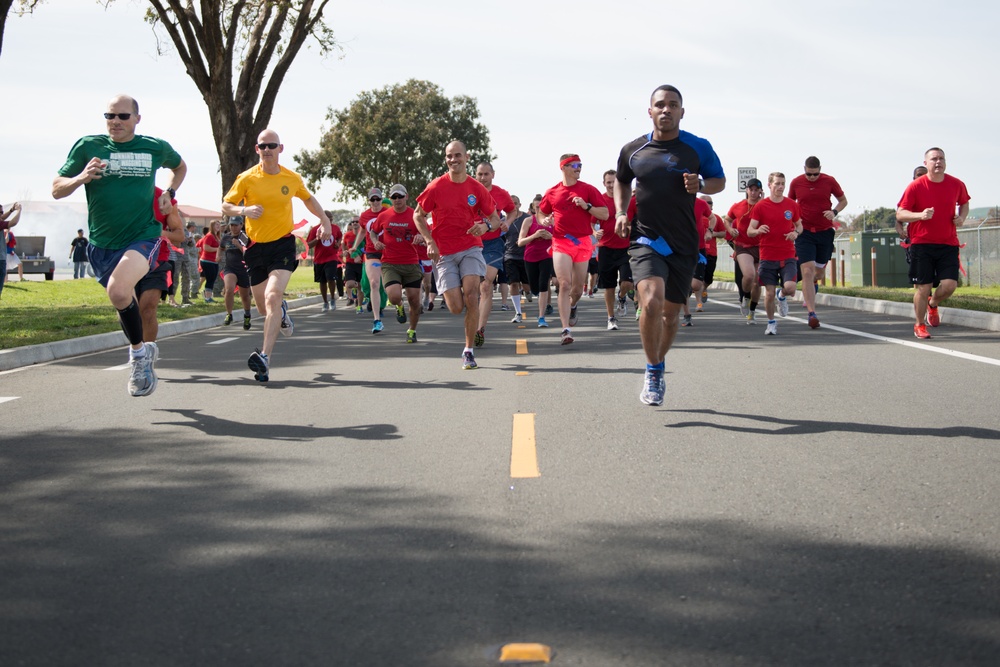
[
  {"x1": 795, "y1": 228, "x2": 835, "y2": 266},
  {"x1": 243, "y1": 235, "x2": 297, "y2": 287},
  {"x1": 135, "y1": 259, "x2": 171, "y2": 297},
  {"x1": 909, "y1": 243, "x2": 960, "y2": 286},
  {"x1": 223, "y1": 257, "x2": 251, "y2": 289},
  {"x1": 692, "y1": 253, "x2": 707, "y2": 282},
  {"x1": 504, "y1": 258, "x2": 528, "y2": 284},
  {"x1": 597, "y1": 246, "x2": 633, "y2": 289},
  {"x1": 704, "y1": 254, "x2": 718, "y2": 286},
  {"x1": 525, "y1": 257, "x2": 554, "y2": 295},
  {"x1": 344, "y1": 262, "x2": 363, "y2": 284},
  {"x1": 587, "y1": 257, "x2": 599, "y2": 274},
  {"x1": 314, "y1": 260, "x2": 341, "y2": 284},
  {"x1": 758, "y1": 258, "x2": 798, "y2": 287},
  {"x1": 629, "y1": 244, "x2": 697, "y2": 305}
]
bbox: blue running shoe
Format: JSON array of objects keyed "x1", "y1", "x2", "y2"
[
  {"x1": 248, "y1": 349, "x2": 269, "y2": 382},
  {"x1": 640, "y1": 367, "x2": 665, "y2": 406}
]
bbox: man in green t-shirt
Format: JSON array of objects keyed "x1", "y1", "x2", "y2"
[{"x1": 53, "y1": 94, "x2": 187, "y2": 397}]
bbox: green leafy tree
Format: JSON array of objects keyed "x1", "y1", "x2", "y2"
[{"x1": 295, "y1": 79, "x2": 494, "y2": 203}]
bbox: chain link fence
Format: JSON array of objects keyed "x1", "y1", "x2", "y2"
[{"x1": 713, "y1": 225, "x2": 1000, "y2": 288}]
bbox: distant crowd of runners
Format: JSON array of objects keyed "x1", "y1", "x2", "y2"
[{"x1": 51, "y1": 87, "x2": 970, "y2": 404}]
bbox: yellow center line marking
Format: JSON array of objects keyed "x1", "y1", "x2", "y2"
[
  {"x1": 515, "y1": 339, "x2": 528, "y2": 355},
  {"x1": 511, "y1": 413, "x2": 540, "y2": 478}
]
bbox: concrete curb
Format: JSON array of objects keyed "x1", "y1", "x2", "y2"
[
  {"x1": 712, "y1": 282, "x2": 1000, "y2": 332},
  {"x1": 0, "y1": 295, "x2": 324, "y2": 372}
]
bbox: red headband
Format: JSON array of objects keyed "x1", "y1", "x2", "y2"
[{"x1": 559, "y1": 155, "x2": 581, "y2": 168}]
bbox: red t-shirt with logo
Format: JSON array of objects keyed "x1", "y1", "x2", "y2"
[
  {"x1": 308, "y1": 223, "x2": 342, "y2": 264},
  {"x1": 416, "y1": 174, "x2": 496, "y2": 256},
  {"x1": 481, "y1": 184, "x2": 515, "y2": 242},
  {"x1": 596, "y1": 191, "x2": 629, "y2": 250},
  {"x1": 728, "y1": 199, "x2": 761, "y2": 248},
  {"x1": 372, "y1": 207, "x2": 419, "y2": 264},
  {"x1": 788, "y1": 173, "x2": 844, "y2": 233},
  {"x1": 896, "y1": 174, "x2": 970, "y2": 246},
  {"x1": 751, "y1": 197, "x2": 800, "y2": 261},
  {"x1": 539, "y1": 180, "x2": 607, "y2": 240}
]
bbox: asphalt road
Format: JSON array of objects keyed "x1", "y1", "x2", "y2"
[{"x1": 2, "y1": 289, "x2": 999, "y2": 666}]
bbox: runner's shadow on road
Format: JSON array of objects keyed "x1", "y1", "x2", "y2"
[
  {"x1": 666, "y1": 408, "x2": 1000, "y2": 440},
  {"x1": 163, "y1": 373, "x2": 486, "y2": 393},
  {"x1": 498, "y1": 362, "x2": 641, "y2": 376},
  {"x1": 311, "y1": 372, "x2": 489, "y2": 392},
  {"x1": 151, "y1": 408, "x2": 401, "y2": 441}
]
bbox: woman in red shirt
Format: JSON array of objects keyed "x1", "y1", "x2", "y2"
[{"x1": 198, "y1": 219, "x2": 221, "y2": 303}]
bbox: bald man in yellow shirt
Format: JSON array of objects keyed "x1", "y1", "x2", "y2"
[{"x1": 223, "y1": 128, "x2": 332, "y2": 382}]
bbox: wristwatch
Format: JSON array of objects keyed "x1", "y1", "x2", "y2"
[
  {"x1": 586, "y1": 203, "x2": 593, "y2": 211},
  {"x1": 485, "y1": 221, "x2": 493, "y2": 231},
  {"x1": 166, "y1": 187, "x2": 176, "y2": 198}
]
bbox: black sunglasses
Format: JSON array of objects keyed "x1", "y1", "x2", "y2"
[
  {"x1": 369, "y1": 197, "x2": 381, "y2": 202},
  {"x1": 103, "y1": 113, "x2": 132, "y2": 120},
  {"x1": 257, "y1": 142, "x2": 279, "y2": 150},
  {"x1": 390, "y1": 194, "x2": 406, "y2": 200}
]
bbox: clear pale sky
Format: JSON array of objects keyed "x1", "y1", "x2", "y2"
[{"x1": 1, "y1": 0, "x2": 997, "y2": 227}]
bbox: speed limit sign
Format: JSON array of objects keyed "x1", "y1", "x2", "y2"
[{"x1": 738, "y1": 167, "x2": 757, "y2": 193}]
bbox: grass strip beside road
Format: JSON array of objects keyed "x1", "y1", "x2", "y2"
[
  {"x1": 0, "y1": 268, "x2": 321, "y2": 350},
  {"x1": 712, "y1": 272, "x2": 1000, "y2": 313}
]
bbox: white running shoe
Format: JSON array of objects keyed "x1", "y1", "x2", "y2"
[
  {"x1": 777, "y1": 296, "x2": 788, "y2": 317},
  {"x1": 765, "y1": 321, "x2": 778, "y2": 335}
]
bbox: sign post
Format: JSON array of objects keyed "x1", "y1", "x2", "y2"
[{"x1": 737, "y1": 167, "x2": 757, "y2": 193}]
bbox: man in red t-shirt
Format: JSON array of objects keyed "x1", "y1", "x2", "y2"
[
  {"x1": 699, "y1": 195, "x2": 727, "y2": 302},
  {"x1": 749, "y1": 172, "x2": 803, "y2": 336},
  {"x1": 342, "y1": 218, "x2": 363, "y2": 306},
  {"x1": 414, "y1": 140, "x2": 500, "y2": 369},
  {"x1": 681, "y1": 195, "x2": 714, "y2": 325},
  {"x1": 723, "y1": 179, "x2": 765, "y2": 323},
  {"x1": 307, "y1": 215, "x2": 343, "y2": 311},
  {"x1": 538, "y1": 154, "x2": 609, "y2": 344},
  {"x1": 896, "y1": 147, "x2": 970, "y2": 339},
  {"x1": 787, "y1": 156, "x2": 847, "y2": 329},
  {"x1": 353, "y1": 187, "x2": 387, "y2": 317},
  {"x1": 373, "y1": 184, "x2": 424, "y2": 342},
  {"x1": 135, "y1": 187, "x2": 184, "y2": 345},
  {"x1": 473, "y1": 161, "x2": 516, "y2": 348},
  {"x1": 596, "y1": 169, "x2": 633, "y2": 330}
]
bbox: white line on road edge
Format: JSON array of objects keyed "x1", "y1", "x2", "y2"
[
  {"x1": 710, "y1": 299, "x2": 1000, "y2": 367},
  {"x1": 207, "y1": 337, "x2": 239, "y2": 345},
  {"x1": 103, "y1": 363, "x2": 131, "y2": 371},
  {"x1": 0, "y1": 397, "x2": 20, "y2": 405}
]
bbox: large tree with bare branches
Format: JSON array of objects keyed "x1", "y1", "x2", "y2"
[
  {"x1": 5, "y1": 1, "x2": 335, "y2": 195},
  {"x1": 1, "y1": 0, "x2": 42, "y2": 58},
  {"x1": 141, "y1": 1, "x2": 335, "y2": 195}
]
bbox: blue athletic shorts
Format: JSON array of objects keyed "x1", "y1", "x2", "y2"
[{"x1": 87, "y1": 238, "x2": 161, "y2": 288}]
